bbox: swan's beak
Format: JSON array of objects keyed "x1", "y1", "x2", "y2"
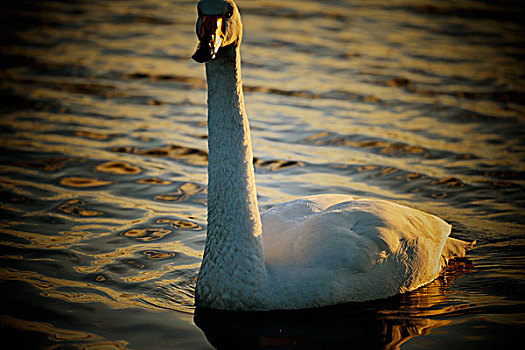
[{"x1": 192, "y1": 15, "x2": 225, "y2": 63}]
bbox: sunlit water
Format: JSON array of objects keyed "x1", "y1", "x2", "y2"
[{"x1": 1, "y1": 0, "x2": 524, "y2": 349}]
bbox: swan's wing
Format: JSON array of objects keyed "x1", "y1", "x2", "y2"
[{"x1": 261, "y1": 194, "x2": 453, "y2": 299}]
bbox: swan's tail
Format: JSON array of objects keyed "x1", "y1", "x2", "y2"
[{"x1": 440, "y1": 237, "x2": 476, "y2": 268}]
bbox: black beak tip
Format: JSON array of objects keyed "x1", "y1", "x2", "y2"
[
  {"x1": 192, "y1": 44, "x2": 214, "y2": 63},
  {"x1": 192, "y1": 53, "x2": 208, "y2": 63}
]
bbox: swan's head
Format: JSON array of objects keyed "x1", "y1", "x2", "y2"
[{"x1": 192, "y1": 0, "x2": 242, "y2": 63}]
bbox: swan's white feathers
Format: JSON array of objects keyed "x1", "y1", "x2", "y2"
[
  {"x1": 258, "y1": 194, "x2": 453, "y2": 308},
  {"x1": 193, "y1": 0, "x2": 473, "y2": 311}
]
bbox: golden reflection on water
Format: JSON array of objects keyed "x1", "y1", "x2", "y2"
[
  {"x1": 96, "y1": 161, "x2": 142, "y2": 175},
  {"x1": 60, "y1": 176, "x2": 112, "y2": 188},
  {"x1": 137, "y1": 177, "x2": 172, "y2": 185},
  {"x1": 0, "y1": 227, "x2": 88, "y2": 250},
  {"x1": 58, "y1": 199, "x2": 104, "y2": 217},
  {"x1": 0, "y1": 266, "x2": 194, "y2": 313},
  {"x1": 121, "y1": 228, "x2": 173, "y2": 241},
  {"x1": 1, "y1": 315, "x2": 130, "y2": 349},
  {"x1": 157, "y1": 217, "x2": 202, "y2": 230}
]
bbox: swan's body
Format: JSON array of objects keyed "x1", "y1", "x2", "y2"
[{"x1": 192, "y1": 0, "x2": 473, "y2": 311}]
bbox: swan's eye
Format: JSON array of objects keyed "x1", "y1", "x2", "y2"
[{"x1": 225, "y1": 9, "x2": 233, "y2": 19}]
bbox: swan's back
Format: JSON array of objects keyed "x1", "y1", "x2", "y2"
[{"x1": 261, "y1": 194, "x2": 452, "y2": 308}]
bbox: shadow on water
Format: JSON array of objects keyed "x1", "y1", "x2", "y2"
[{"x1": 194, "y1": 260, "x2": 473, "y2": 350}]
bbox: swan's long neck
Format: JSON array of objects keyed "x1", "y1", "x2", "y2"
[{"x1": 196, "y1": 44, "x2": 269, "y2": 310}]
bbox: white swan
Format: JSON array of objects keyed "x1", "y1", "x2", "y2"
[{"x1": 191, "y1": 0, "x2": 473, "y2": 311}]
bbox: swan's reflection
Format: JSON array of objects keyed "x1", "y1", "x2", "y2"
[{"x1": 194, "y1": 260, "x2": 472, "y2": 349}]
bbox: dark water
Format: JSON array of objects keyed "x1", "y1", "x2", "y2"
[{"x1": 1, "y1": 0, "x2": 524, "y2": 349}]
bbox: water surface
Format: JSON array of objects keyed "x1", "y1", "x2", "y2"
[{"x1": 1, "y1": 0, "x2": 524, "y2": 349}]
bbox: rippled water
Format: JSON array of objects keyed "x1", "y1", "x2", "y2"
[{"x1": 1, "y1": 0, "x2": 524, "y2": 348}]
